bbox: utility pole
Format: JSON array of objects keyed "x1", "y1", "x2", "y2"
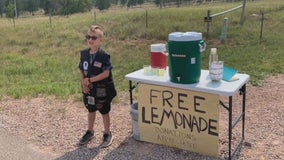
[{"x1": 14, "y1": 0, "x2": 17, "y2": 18}]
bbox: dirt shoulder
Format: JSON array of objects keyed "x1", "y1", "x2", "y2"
[
  {"x1": 0, "y1": 128, "x2": 57, "y2": 160},
  {"x1": 0, "y1": 74, "x2": 283, "y2": 160}
]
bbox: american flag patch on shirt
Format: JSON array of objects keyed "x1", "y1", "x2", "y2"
[{"x1": 93, "y1": 61, "x2": 102, "y2": 68}]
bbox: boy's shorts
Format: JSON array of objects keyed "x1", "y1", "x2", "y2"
[
  {"x1": 83, "y1": 93, "x2": 111, "y2": 114},
  {"x1": 82, "y1": 81, "x2": 117, "y2": 114}
]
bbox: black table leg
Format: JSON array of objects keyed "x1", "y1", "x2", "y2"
[
  {"x1": 228, "y1": 96, "x2": 233, "y2": 160},
  {"x1": 241, "y1": 84, "x2": 246, "y2": 139},
  {"x1": 129, "y1": 80, "x2": 133, "y2": 105},
  {"x1": 220, "y1": 84, "x2": 247, "y2": 160},
  {"x1": 129, "y1": 80, "x2": 139, "y2": 105}
]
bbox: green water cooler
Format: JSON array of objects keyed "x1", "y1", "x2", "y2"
[{"x1": 168, "y1": 32, "x2": 206, "y2": 84}]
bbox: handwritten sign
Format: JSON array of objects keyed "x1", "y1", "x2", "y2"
[{"x1": 138, "y1": 83, "x2": 219, "y2": 157}]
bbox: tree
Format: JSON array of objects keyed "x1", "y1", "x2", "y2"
[
  {"x1": 127, "y1": 0, "x2": 136, "y2": 8},
  {"x1": 120, "y1": 0, "x2": 128, "y2": 6},
  {"x1": 137, "y1": 0, "x2": 145, "y2": 6},
  {"x1": 5, "y1": 2, "x2": 15, "y2": 18},
  {"x1": 38, "y1": 0, "x2": 93, "y2": 15},
  {"x1": 26, "y1": 0, "x2": 39, "y2": 15},
  {"x1": 95, "y1": 0, "x2": 111, "y2": 11},
  {"x1": 0, "y1": 0, "x2": 5, "y2": 17}
]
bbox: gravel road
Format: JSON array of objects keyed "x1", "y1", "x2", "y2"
[
  {"x1": 0, "y1": 128, "x2": 56, "y2": 160},
  {"x1": 0, "y1": 74, "x2": 283, "y2": 160}
]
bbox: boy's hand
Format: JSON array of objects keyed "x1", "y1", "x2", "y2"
[
  {"x1": 82, "y1": 78, "x2": 90, "y2": 94},
  {"x1": 82, "y1": 78, "x2": 90, "y2": 86},
  {"x1": 82, "y1": 84, "x2": 90, "y2": 94}
]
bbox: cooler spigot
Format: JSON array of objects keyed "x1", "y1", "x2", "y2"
[{"x1": 176, "y1": 74, "x2": 181, "y2": 82}]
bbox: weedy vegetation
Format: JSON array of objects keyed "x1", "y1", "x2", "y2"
[{"x1": 0, "y1": 0, "x2": 283, "y2": 100}]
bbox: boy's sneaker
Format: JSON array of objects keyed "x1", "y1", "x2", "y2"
[
  {"x1": 101, "y1": 132, "x2": 113, "y2": 148},
  {"x1": 79, "y1": 130, "x2": 94, "y2": 145}
]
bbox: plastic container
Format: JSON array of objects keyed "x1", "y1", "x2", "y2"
[
  {"x1": 150, "y1": 43, "x2": 168, "y2": 70},
  {"x1": 209, "y1": 48, "x2": 218, "y2": 66},
  {"x1": 168, "y1": 32, "x2": 206, "y2": 84},
  {"x1": 209, "y1": 48, "x2": 223, "y2": 81}
]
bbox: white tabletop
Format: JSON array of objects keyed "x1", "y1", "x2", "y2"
[{"x1": 125, "y1": 69, "x2": 250, "y2": 96}]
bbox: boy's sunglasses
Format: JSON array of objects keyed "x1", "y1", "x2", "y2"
[{"x1": 86, "y1": 35, "x2": 98, "y2": 41}]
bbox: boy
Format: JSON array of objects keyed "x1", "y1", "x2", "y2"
[{"x1": 78, "y1": 25, "x2": 117, "y2": 147}]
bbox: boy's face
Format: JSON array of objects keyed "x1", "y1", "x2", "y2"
[{"x1": 86, "y1": 32, "x2": 102, "y2": 49}]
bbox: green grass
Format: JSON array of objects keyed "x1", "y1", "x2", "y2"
[{"x1": 0, "y1": 0, "x2": 283, "y2": 100}]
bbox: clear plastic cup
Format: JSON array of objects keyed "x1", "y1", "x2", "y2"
[
  {"x1": 158, "y1": 68, "x2": 165, "y2": 76},
  {"x1": 143, "y1": 65, "x2": 150, "y2": 75},
  {"x1": 209, "y1": 61, "x2": 223, "y2": 81},
  {"x1": 152, "y1": 68, "x2": 159, "y2": 76}
]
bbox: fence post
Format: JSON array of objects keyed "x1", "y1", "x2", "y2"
[
  {"x1": 146, "y1": 9, "x2": 148, "y2": 28},
  {"x1": 259, "y1": 11, "x2": 264, "y2": 44},
  {"x1": 94, "y1": 11, "x2": 96, "y2": 23},
  {"x1": 221, "y1": 17, "x2": 229, "y2": 43},
  {"x1": 204, "y1": 10, "x2": 212, "y2": 39},
  {"x1": 241, "y1": 0, "x2": 247, "y2": 26},
  {"x1": 13, "y1": 18, "x2": 15, "y2": 28},
  {"x1": 49, "y1": 12, "x2": 52, "y2": 29}
]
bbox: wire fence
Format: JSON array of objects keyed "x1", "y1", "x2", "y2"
[{"x1": 204, "y1": 0, "x2": 247, "y2": 39}]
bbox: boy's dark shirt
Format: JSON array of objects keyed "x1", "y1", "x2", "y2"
[{"x1": 79, "y1": 48, "x2": 117, "y2": 106}]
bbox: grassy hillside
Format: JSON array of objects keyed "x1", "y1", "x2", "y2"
[{"x1": 0, "y1": 0, "x2": 283, "y2": 100}]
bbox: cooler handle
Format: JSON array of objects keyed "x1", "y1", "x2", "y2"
[
  {"x1": 199, "y1": 40, "x2": 206, "y2": 53},
  {"x1": 164, "y1": 43, "x2": 169, "y2": 56},
  {"x1": 162, "y1": 51, "x2": 168, "y2": 56}
]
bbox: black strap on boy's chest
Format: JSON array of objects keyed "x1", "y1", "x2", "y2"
[
  {"x1": 90, "y1": 53, "x2": 96, "y2": 65},
  {"x1": 85, "y1": 53, "x2": 96, "y2": 77}
]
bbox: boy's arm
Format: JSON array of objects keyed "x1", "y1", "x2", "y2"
[
  {"x1": 80, "y1": 70, "x2": 90, "y2": 94},
  {"x1": 89, "y1": 70, "x2": 110, "y2": 83}
]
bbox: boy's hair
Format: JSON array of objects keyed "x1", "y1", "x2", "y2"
[{"x1": 88, "y1": 25, "x2": 104, "y2": 38}]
